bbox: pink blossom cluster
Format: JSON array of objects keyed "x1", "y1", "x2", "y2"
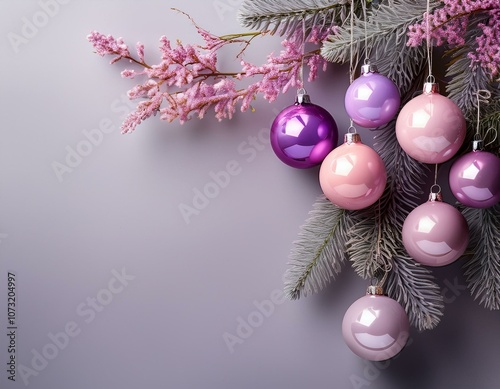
[
  {"x1": 407, "y1": 0, "x2": 500, "y2": 77},
  {"x1": 88, "y1": 19, "x2": 329, "y2": 133},
  {"x1": 469, "y1": 10, "x2": 500, "y2": 77},
  {"x1": 87, "y1": 31, "x2": 131, "y2": 64}
]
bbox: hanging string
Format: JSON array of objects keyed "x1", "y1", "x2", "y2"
[
  {"x1": 425, "y1": 0, "x2": 434, "y2": 82},
  {"x1": 298, "y1": 17, "x2": 307, "y2": 91},
  {"x1": 348, "y1": 0, "x2": 356, "y2": 129},
  {"x1": 430, "y1": 164, "x2": 441, "y2": 195},
  {"x1": 349, "y1": 0, "x2": 356, "y2": 85},
  {"x1": 361, "y1": 0, "x2": 371, "y2": 63},
  {"x1": 475, "y1": 89, "x2": 491, "y2": 137}
]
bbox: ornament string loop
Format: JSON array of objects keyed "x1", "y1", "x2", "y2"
[
  {"x1": 430, "y1": 183, "x2": 441, "y2": 194},
  {"x1": 484, "y1": 127, "x2": 498, "y2": 147},
  {"x1": 475, "y1": 89, "x2": 492, "y2": 137},
  {"x1": 429, "y1": 183, "x2": 442, "y2": 201}
]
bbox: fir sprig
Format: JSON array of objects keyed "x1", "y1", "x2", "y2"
[
  {"x1": 385, "y1": 252, "x2": 444, "y2": 330},
  {"x1": 321, "y1": 0, "x2": 431, "y2": 95},
  {"x1": 463, "y1": 205, "x2": 500, "y2": 310},
  {"x1": 284, "y1": 197, "x2": 353, "y2": 300},
  {"x1": 238, "y1": 0, "x2": 351, "y2": 38}
]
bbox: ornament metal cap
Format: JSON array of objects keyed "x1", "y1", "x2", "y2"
[
  {"x1": 295, "y1": 89, "x2": 311, "y2": 104},
  {"x1": 344, "y1": 132, "x2": 361, "y2": 144},
  {"x1": 423, "y1": 82, "x2": 439, "y2": 94},
  {"x1": 472, "y1": 139, "x2": 484, "y2": 151},
  {"x1": 361, "y1": 63, "x2": 378, "y2": 75},
  {"x1": 366, "y1": 285, "x2": 384, "y2": 295},
  {"x1": 428, "y1": 185, "x2": 443, "y2": 202}
]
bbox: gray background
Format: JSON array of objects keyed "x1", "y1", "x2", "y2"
[{"x1": 1, "y1": 1, "x2": 499, "y2": 388}]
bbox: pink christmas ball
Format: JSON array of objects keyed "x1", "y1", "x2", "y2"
[
  {"x1": 342, "y1": 293, "x2": 410, "y2": 361},
  {"x1": 449, "y1": 150, "x2": 500, "y2": 208},
  {"x1": 319, "y1": 133, "x2": 387, "y2": 210},
  {"x1": 402, "y1": 200, "x2": 469, "y2": 266},
  {"x1": 395, "y1": 84, "x2": 466, "y2": 164}
]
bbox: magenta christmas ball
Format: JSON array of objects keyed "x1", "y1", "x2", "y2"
[
  {"x1": 345, "y1": 64, "x2": 400, "y2": 128},
  {"x1": 270, "y1": 92, "x2": 338, "y2": 169},
  {"x1": 449, "y1": 147, "x2": 500, "y2": 208},
  {"x1": 342, "y1": 287, "x2": 410, "y2": 361},
  {"x1": 319, "y1": 133, "x2": 386, "y2": 210},
  {"x1": 402, "y1": 194, "x2": 469, "y2": 266},
  {"x1": 395, "y1": 83, "x2": 466, "y2": 164}
]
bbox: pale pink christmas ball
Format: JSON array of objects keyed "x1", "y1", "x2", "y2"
[
  {"x1": 319, "y1": 133, "x2": 387, "y2": 210},
  {"x1": 402, "y1": 199, "x2": 469, "y2": 266},
  {"x1": 395, "y1": 84, "x2": 466, "y2": 164},
  {"x1": 342, "y1": 290, "x2": 410, "y2": 361}
]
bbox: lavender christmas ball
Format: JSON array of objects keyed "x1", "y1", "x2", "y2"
[
  {"x1": 344, "y1": 65, "x2": 400, "y2": 128},
  {"x1": 449, "y1": 150, "x2": 500, "y2": 208},
  {"x1": 270, "y1": 95, "x2": 338, "y2": 169},
  {"x1": 402, "y1": 200, "x2": 469, "y2": 266},
  {"x1": 342, "y1": 291, "x2": 410, "y2": 361}
]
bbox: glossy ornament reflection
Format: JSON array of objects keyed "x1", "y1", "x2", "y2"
[
  {"x1": 319, "y1": 132, "x2": 386, "y2": 210},
  {"x1": 396, "y1": 82, "x2": 466, "y2": 163},
  {"x1": 342, "y1": 286, "x2": 410, "y2": 361},
  {"x1": 449, "y1": 140, "x2": 500, "y2": 208},
  {"x1": 270, "y1": 91, "x2": 338, "y2": 168},
  {"x1": 402, "y1": 190, "x2": 469, "y2": 266},
  {"x1": 345, "y1": 64, "x2": 400, "y2": 128}
]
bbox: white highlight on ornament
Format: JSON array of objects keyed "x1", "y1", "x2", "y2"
[
  {"x1": 354, "y1": 333, "x2": 396, "y2": 350},
  {"x1": 416, "y1": 216, "x2": 436, "y2": 234},
  {"x1": 412, "y1": 135, "x2": 452, "y2": 153},
  {"x1": 416, "y1": 240, "x2": 453, "y2": 256},
  {"x1": 333, "y1": 156, "x2": 355, "y2": 176},
  {"x1": 461, "y1": 186, "x2": 493, "y2": 201},
  {"x1": 462, "y1": 163, "x2": 480, "y2": 180},
  {"x1": 335, "y1": 183, "x2": 371, "y2": 198},
  {"x1": 409, "y1": 109, "x2": 431, "y2": 128},
  {"x1": 358, "y1": 308, "x2": 378, "y2": 327}
]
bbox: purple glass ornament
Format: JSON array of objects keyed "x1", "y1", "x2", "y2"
[
  {"x1": 449, "y1": 141, "x2": 500, "y2": 208},
  {"x1": 344, "y1": 64, "x2": 400, "y2": 128},
  {"x1": 402, "y1": 191, "x2": 469, "y2": 266},
  {"x1": 270, "y1": 92, "x2": 338, "y2": 169},
  {"x1": 342, "y1": 286, "x2": 410, "y2": 361}
]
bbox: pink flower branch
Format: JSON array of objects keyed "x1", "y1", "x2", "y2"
[
  {"x1": 87, "y1": 11, "x2": 329, "y2": 133},
  {"x1": 407, "y1": 0, "x2": 500, "y2": 77}
]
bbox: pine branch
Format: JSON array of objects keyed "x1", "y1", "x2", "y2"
[
  {"x1": 321, "y1": 0, "x2": 430, "y2": 95},
  {"x1": 463, "y1": 204, "x2": 500, "y2": 310},
  {"x1": 284, "y1": 196, "x2": 353, "y2": 299},
  {"x1": 445, "y1": 15, "x2": 499, "y2": 117},
  {"x1": 238, "y1": 0, "x2": 350, "y2": 38},
  {"x1": 385, "y1": 252, "x2": 444, "y2": 331}
]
